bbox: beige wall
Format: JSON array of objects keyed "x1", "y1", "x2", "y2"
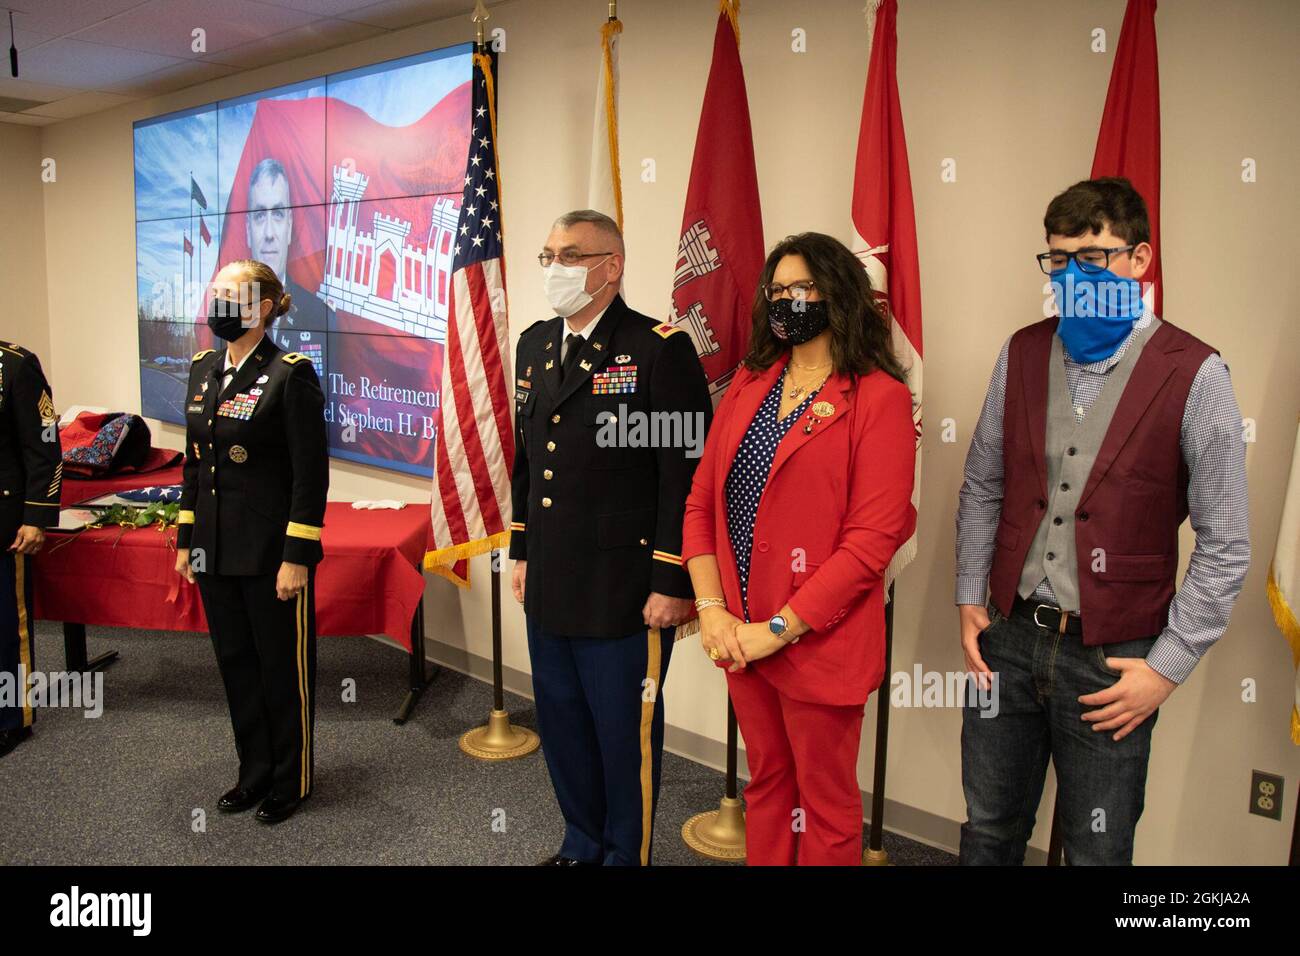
[
  {"x1": 9, "y1": 0, "x2": 1299, "y2": 863},
  {"x1": 0, "y1": 123, "x2": 52, "y2": 365}
]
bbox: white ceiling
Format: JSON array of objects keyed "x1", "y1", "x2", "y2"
[{"x1": 0, "y1": 0, "x2": 498, "y2": 126}]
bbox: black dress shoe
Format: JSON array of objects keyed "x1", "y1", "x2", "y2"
[
  {"x1": 537, "y1": 853, "x2": 597, "y2": 866},
  {"x1": 0, "y1": 726, "x2": 32, "y2": 758},
  {"x1": 217, "y1": 784, "x2": 269, "y2": 813},
  {"x1": 255, "y1": 792, "x2": 306, "y2": 824}
]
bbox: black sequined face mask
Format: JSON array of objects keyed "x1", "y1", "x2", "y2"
[{"x1": 768, "y1": 297, "x2": 829, "y2": 345}]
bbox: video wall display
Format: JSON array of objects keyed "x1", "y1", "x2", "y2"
[{"x1": 133, "y1": 43, "x2": 473, "y2": 476}]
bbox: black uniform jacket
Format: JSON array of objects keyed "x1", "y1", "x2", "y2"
[
  {"x1": 508, "y1": 294, "x2": 712, "y2": 637},
  {"x1": 178, "y1": 334, "x2": 329, "y2": 576},
  {"x1": 0, "y1": 342, "x2": 62, "y2": 540}
]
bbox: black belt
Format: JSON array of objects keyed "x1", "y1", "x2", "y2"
[{"x1": 1010, "y1": 596, "x2": 1083, "y2": 635}]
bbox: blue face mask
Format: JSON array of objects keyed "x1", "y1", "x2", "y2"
[{"x1": 1050, "y1": 259, "x2": 1144, "y2": 363}]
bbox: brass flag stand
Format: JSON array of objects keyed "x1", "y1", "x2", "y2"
[
  {"x1": 459, "y1": 554, "x2": 540, "y2": 760},
  {"x1": 681, "y1": 698, "x2": 746, "y2": 861}
]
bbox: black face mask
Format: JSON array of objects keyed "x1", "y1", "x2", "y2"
[
  {"x1": 207, "y1": 297, "x2": 256, "y2": 341},
  {"x1": 768, "y1": 297, "x2": 829, "y2": 345}
]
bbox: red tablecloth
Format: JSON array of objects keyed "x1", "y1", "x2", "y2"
[{"x1": 34, "y1": 502, "x2": 429, "y2": 650}]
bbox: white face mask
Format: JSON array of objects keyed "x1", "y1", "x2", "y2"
[{"x1": 543, "y1": 256, "x2": 611, "y2": 318}]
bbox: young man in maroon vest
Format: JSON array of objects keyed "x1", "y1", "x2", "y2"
[{"x1": 954, "y1": 177, "x2": 1250, "y2": 864}]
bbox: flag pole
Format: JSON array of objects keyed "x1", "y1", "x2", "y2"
[
  {"x1": 863, "y1": 581, "x2": 895, "y2": 864},
  {"x1": 456, "y1": 2, "x2": 538, "y2": 764}
]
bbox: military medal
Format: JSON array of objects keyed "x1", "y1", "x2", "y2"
[
  {"x1": 256, "y1": 374, "x2": 269, "y2": 384},
  {"x1": 216, "y1": 391, "x2": 260, "y2": 420},
  {"x1": 229, "y1": 445, "x2": 248, "y2": 463},
  {"x1": 592, "y1": 364, "x2": 637, "y2": 395},
  {"x1": 615, "y1": 354, "x2": 631, "y2": 364}
]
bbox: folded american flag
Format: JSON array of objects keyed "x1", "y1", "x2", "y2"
[{"x1": 116, "y1": 485, "x2": 182, "y2": 503}]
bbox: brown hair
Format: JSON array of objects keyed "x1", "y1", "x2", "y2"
[
  {"x1": 743, "y1": 232, "x2": 907, "y2": 384},
  {"x1": 1043, "y1": 177, "x2": 1150, "y2": 245},
  {"x1": 227, "y1": 258, "x2": 292, "y2": 326}
]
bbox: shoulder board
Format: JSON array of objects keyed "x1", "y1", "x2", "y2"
[
  {"x1": 519, "y1": 319, "x2": 550, "y2": 338},
  {"x1": 651, "y1": 322, "x2": 684, "y2": 340},
  {"x1": 282, "y1": 352, "x2": 310, "y2": 365},
  {"x1": 191, "y1": 349, "x2": 215, "y2": 362}
]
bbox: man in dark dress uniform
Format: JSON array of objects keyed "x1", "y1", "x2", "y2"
[
  {"x1": 510, "y1": 210, "x2": 711, "y2": 865},
  {"x1": 0, "y1": 342, "x2": 62, "y2": 757}
]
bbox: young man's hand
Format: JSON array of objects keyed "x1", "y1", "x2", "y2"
[
  {"x1": 1078, "y1": 658, "x2": 1176, "y2": 741},
  {"x1": 958, "y1": 604, "x2": 994, "y2": 691}
]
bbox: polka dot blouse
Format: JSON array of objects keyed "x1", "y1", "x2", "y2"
[{"x1": 724, "y1": 371, "x2": 822, "y2": 622}]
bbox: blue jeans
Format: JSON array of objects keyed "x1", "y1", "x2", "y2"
[{"x1": 959, "y1": 602, "x2": 1159, "y2": 865}]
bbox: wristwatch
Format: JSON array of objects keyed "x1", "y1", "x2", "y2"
[{"x1": 768, "y1": 613, "x2": 798, "y2": 644}]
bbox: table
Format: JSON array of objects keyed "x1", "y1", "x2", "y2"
[{"x1": 38, "y1": 471, "x2": 438, "y2": 722}]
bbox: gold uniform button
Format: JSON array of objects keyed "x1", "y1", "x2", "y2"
[
  {"x1": 543, "y1": 469, "x2": 553, "y2": 480},
  {"x1": 547, "y1": 441, "x2": 556, "y2": 452},
  {"x1": 541, "y1": 497, "x2": 552, "y2": 508},
  {"x1": 208, "y1": 419, "x2": 213, "y2": 426},
  {"x1": 639, "y1": 538, "x2": 648, "y2": 546},
  {"x1": 551, "y1": 414, "x2": 560, "y2": 424},
  {"x1": 209, "y1": 466, "x2": 215, "y2": 473}
]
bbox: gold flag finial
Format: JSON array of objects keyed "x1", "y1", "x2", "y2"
[{"x1": 472, "y1": 0, "x2": 489, "y2": 46}]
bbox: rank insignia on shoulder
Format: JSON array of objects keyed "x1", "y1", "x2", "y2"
[
  {"x1": 282, "y1": 352, "x2": 309, "y2": 365},
  {"x1": 192, "y1": 349, "x2": 215, "y2": 361},
  {"x1": 653, "y1": 323, "x2": 683, "y2": 339}
]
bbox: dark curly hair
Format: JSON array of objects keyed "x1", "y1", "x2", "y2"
[{"x1": 742, "y1": 231, "x2": 907, "y2": 385}]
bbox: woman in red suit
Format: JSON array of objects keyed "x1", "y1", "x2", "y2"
[{"x1": 681, "y1": 232, "x2": 916, "y2": 866}]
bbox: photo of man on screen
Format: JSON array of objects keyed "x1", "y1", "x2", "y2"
[{"x1": 245, "y1": 157, "x2": 331, "y2": 380}]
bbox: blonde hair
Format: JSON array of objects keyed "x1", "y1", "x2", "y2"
[{"x1": 225, "y1": 258, "x2": 292, "y2": 326}]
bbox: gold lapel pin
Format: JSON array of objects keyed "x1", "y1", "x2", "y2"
[
  {"x1": 592, "y1": 342, "x2": 603, "y2": 351},
  {"x1": 545, "y1": 359, "x2": 555, "y2": 370},
  {"x1": 579, "y1": 359, "x2": 592, "y2": 371},
  {"x1": 812, "y1": 401, "x2": 835, "y2": 418}
]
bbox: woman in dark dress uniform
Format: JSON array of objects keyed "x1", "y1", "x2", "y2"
[{"x1": 174, "y1": 259, "x2": 329, "y2": 824}]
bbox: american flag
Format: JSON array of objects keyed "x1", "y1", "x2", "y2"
[{"x1": 425, "y1": 52, "x2": 514, "y2": 586}]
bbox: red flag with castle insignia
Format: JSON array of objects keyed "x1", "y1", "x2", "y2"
[{"x1": 667, "y1": 0, "x2": 764, "y2": 402}]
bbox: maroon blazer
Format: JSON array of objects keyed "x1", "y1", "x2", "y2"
[{"x1": 681, "y1": 357, "x2": 916, "y2": 706}]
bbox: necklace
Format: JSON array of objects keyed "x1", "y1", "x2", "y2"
[
  {"x1": 789, "y1": 358, "x2": 830, "y2": 371},
  {"x1": 783, "y1": 366, "x2": 830, "y2": 400}
]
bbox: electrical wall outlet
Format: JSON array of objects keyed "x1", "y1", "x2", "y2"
[{"x1": 1249, "y1": 770, "x2": 1284, "y2": 821}]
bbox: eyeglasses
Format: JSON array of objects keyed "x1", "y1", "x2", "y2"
[
  {"x1": 537, "y1": 250, "x2": 615, "y2": 267},
  {"x1": 762, "y1": 280, "x2": 817, "y2": 302},
  {"x1": 1037, "y1": 245, "x2": 1136, "y2": 275}
]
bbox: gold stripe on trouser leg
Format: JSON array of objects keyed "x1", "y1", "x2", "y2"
[
  {"x1": 295, "y1": 588, "x2": 309, "y2": 798},
  {"x1": 638, "y1": 627, "x2": 663, "y2": 866},
  {"x1": 15, "y1": 554, "x2": 32, "y2": 728}
]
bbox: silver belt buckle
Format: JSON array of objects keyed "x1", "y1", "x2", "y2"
[{"x1": 1032, "y1": 603, "x2": 1056, "y2": 629}]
